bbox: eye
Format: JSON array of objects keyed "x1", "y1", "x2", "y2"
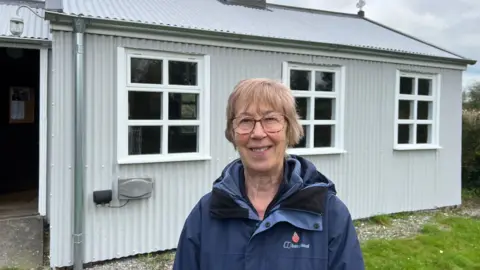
[
  {"x1": 264, "y1": 115, "x2": 282, "y2": 122},
  {"x1": 239, "y1": 118, "x2": 253, "y2": 124}
]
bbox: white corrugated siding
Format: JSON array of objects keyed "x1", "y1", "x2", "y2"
[
  {"x1": 49, "y1": 30, "x2": 74, "y2": 266},
  {"x1": 48, "y1": 31, "x2": 463, "y2": 268}
]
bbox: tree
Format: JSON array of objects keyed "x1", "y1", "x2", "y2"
[
  {"x1": 463, "y1": 81, "x2": 480, "y2": 110},
  {"x1": 462, "y1": 80, "x2": 480, "y2": 189}
]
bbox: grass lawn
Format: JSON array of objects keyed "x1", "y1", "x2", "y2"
[{"x1": 361, "y1": 214, "x2": 480, "y2": 270}]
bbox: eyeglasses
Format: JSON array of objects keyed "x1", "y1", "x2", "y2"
[{"x1": 232, "y1": 113, "x2": 286, "y2": 134}]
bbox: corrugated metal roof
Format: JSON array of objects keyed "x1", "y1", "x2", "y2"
[
  {"x1": 55, "y1": 0, "x2": 466, "y2": 60},
  {"x1": 0, "y1": 2, "x2": 51, "y2": 41}
]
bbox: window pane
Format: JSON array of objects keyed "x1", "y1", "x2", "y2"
[
  {"x1": 398, "y1": 100, "x2": 413, "y2": 119},
  {"x1": 314, "y1": 125, "x2": 334, "y2": 147},
  {"x1": 128, "y1": 91, "x2": 162, "y2": 120},
  {"x1": 130, "y1": 58, "x2": 162, "y2": 84},
  {"x1": 168, "y1": 61, "x2": 198, "y2": 85},
  {"x1": 293, "y1": 125, "x2": 309, "y2": 148},
  {"x1": 169, "y1": 93, "x2": 198, "y2": 120},
  {"x1": 290, "y1": 70, "x2": 310, "y2": 91},
  {"x1": 417, "y1": 124, "x2": 431, "y2": 144},
  {"x1": 295, "y1": 97, "x2": 309, "y2": 120},
  {"x1": 128, "y1": 126, "x2": 161, "y2": 155},
  {"x1": 315, "y1": 71, "x2": 334, "y2": 92},
  {"x1": 399, "y1": 77, "x2": 414, "y2": 95},
  {"x1": 418, "y1": 79, "x2": 432, "y2": 96},
  {"x1": 417, "y1": 101, "x2": 432, "y2": 120},
  {"x1": 315, "y1": 98, "x2": 334, "y2": 120},
  {"x1": 168, "y1": 126, "x2": 198, "y2": 153},
  {"x1": 397, "y1": 124, "x2": 412, "y2": 144}
]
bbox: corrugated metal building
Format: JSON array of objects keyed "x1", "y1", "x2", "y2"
[{"x1": 1, "y1": 0, "x2": 476, "y2": 268}]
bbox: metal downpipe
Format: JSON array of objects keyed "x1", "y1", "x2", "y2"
[{"x1": 73, "y1": 17, "x2": 86, "y2": 270}]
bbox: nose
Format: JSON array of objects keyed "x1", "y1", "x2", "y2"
[{"x1": 250, "y1": 120, "x2": 266, "y2": 138}]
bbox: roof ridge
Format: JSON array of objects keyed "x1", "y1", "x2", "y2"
[
  {"x1": 362, "y1": 17, "x2": 471, "y2": 61},
  {"x1": 267, "y1": 3, "x2": 360, "y2": 18}
]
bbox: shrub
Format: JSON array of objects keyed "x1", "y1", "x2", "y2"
[{"x1": 462, "y1": 109, "x2": 480, "y2": 189}]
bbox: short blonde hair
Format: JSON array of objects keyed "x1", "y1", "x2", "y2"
[{"x1": 224, "y1": 78, "x2": 304, "y2": 147}]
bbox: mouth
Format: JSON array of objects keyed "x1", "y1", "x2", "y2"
[{"x1": 249, "y1": 146, "x2": 272, "y2": 152}]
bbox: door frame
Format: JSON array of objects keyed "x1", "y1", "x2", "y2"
[{"x1": 0, "y1": 41, "x2": 50, "y2": 216}]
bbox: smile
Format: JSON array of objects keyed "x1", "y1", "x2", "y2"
[{"x1": 250, "y1": 146, "x2": 272, "y2": 152}]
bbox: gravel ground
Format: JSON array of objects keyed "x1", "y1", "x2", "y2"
[
  {"x1": 84, "y1": 252, "x2": 175, "y2": 270},
  {"x1": 356, "y1": 202, "x2": 480, "y2": 242},
  {"x1": 77, "y1": 202, "x2": 480, "y2": 270},
  {"x1": 355, "y1": 212, "x2": 436, "y2": 242}
]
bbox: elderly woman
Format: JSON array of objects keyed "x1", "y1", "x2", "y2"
[{"x1": 173, "y1": 78, "x2": 365, "y2": 270}]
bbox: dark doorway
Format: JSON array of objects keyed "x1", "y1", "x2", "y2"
[{"x1": 0, "y1": 47, "x2": 40, "y2": 218}]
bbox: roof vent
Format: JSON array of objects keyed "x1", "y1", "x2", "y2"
[{"x1": 222, "y1": 0, "x2": 267, "y2": 9}]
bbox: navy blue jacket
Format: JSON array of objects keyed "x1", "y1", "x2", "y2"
[{"x1": 173, "y1": 155, "x2": 365, "y2": 270}]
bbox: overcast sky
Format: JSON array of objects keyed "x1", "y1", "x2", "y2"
[{"x1": 270, "y1": 0, "x2": 480, "y2": 88}]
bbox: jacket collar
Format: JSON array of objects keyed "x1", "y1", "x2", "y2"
[{"x1": 209, "y1": 155, "x2": 332, "y2": 220}]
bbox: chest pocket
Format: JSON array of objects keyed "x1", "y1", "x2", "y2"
[
  {"x1": 270, "y1": 239, "x2": 328, "y2": 270},
  {"x1": 261, "y1": 222, "x2": 328, "y2": 270},
  {"x1": 199, "y1": 219, "x2": 253, "y2": 270}
]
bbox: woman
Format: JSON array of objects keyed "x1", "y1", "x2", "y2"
[{"x1": 173, "y1": 78, "x2": 365, "y2": 270}]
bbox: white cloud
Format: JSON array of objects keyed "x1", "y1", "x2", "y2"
[
  {"x1": 463, "y1": 74, "x2": 480, "y2": 89},
  {"x1": 458, "y1": 34, "x2": 480, "y2": 48},
  {"x1": 463, "y1": 70, "x2": 480, "y2": 88}
]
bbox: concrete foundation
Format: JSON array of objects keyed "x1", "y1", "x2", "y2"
[{"x1": 0, "y1": 215, "x2": 44, "y2": 269}]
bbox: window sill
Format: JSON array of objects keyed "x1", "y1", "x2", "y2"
[
  {"x1": 287, "y1": 147, "x2": 346, "y2": 156},
  {"x1": 393, "y1": 144, "x2": 442, "y2": 151},
  {"x1": 118, "y1": 153, "x2": 212, "y2": 164}
]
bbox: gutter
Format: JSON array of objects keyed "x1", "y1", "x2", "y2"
[
  {"x1": 44, "y1": 11, "x2": 477, "y2": 67},
  {"x1": 72, "y1": 17, "x2": 86, "y2": 270},
  {"x1": 0, "y1": 36, "x2": 51, "y2": 46}
]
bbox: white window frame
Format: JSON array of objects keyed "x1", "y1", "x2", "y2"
[
  {"x1": 282, "y1": 62, "x2": 346, "y2": 156},
  {"x1": 116, "y1": 47, "x2": 211, "y2": 164},
  {"x1": 393, "y1": 70, "x2": 441, "y2": 151}
]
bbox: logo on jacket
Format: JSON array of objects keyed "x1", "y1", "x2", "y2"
[
  {"x1": 283, "y1": 231, "x2": 310, "y2": 249},
  {"x1": 292, "y1": 232, "x2": 300, "y2": 243}
]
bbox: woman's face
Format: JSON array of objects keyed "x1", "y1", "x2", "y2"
[{"x1": 233, "y1": 102, "x2": 287, "y2": 175}]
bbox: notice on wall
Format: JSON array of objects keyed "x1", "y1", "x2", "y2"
[
  {"x1": 9, "y1": 86, "x2": 34, "y2": 124},
  {"x1": 10, "y1": 100, "x2": 25, "y2": 120}
]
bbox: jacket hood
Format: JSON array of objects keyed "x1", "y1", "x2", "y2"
[{"x1": 212, "y1": 154, "x2": 337, "y2": 201}]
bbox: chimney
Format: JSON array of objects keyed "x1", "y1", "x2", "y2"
[
  {"x1": 45, "y1": 0, "x2": 64, "y2": 11},
  {"x1": 222, "y1": 0, "x2": 267, "y2": 9},
  {"x1": 358, "y1": 10, "x2": 365, "y2": 17}
]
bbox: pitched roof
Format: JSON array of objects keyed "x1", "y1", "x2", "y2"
[
  {"x1": 0, "y1": 1, "x2": 51, "y2": 41},
  {"x1": 47, "y1": 0, "x2": 474, "y2": 63}
]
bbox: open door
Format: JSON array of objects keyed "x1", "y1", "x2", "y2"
[{"x1": 0, "y1": 47, "x2": 40, "y2": 219}]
